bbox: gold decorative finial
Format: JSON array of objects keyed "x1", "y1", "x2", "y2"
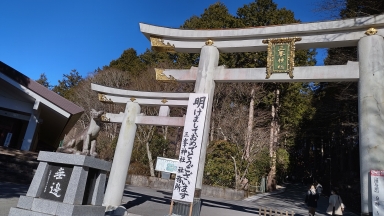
[
  {"x1": 150, "y1": 36, "x2": 176, "y2": 53},
  {"x1": 155, "y1": 68, "x2": 176, "y2": 82},
  {"x1": 205, "y1": 39, "x2": 214, "y2": 46},
  {"x1": 130, "y1": 98, "x2": 136, "y2": 102},
  {"x1": 161, "y1": 99, "x2": 168, "y2": 104},
  {"x1": 98, "y1": 93, "x2": 113, "y2": 103},
  {"x1": 365, "y1": 28, "x2": 378, "y2": 35},
  {"x1": 101, "y1": 114, "x2": 110, "y2": 122}
]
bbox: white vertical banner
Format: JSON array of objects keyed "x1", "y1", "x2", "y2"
[
  {"x1": 371, "y1": 170, "x2": 384, "y2": 216},
  {"x1": 172, "y1": 93, "x2": 209, "y2": 203}
]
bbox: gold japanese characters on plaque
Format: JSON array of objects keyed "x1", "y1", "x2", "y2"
[{"x1": 262, "y1": 37, "x2": 301, "y2": 79}]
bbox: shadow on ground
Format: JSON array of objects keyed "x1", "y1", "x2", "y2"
[
  {"x1": 122, "y1": 190, "x2": 171, "y2": 209},
  {"x1": 0, "y1": 182, "x2": 28, "y2": 199},
  {"x1": 122, "y1": 189, "x2": 289, "y2": 215},
  {"x1": 201, "y1": 199, "x2": 260, "y2": 214}
]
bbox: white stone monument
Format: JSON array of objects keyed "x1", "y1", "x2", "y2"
[{"x1": 9, "y1": 152, "x2": 111, "y2": 216}]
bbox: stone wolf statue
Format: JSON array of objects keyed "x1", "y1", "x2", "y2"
[{"x1": 57, "y1": 109, "x2": 104, "y2": 157}]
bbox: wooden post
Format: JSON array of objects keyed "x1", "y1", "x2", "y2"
[
  {"x1": 285, "y1": 211, "x2": 288, "y2": 216},
  {"x1": 169, "y1": 200, "x2": 174, "y2": 215},
  {"x1": 189, "y1": 202, "x2": 193, "y2": 216},
  {"x1": 259, "y1": 207, "x2": 261, "y2": 216},
  {"x1": 291, "y1": 211, "x2": 294, "y2": 216}
]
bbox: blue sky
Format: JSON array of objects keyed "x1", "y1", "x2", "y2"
[{"x1": 1, "y1": 0, "x2": 329, "y2": 86}]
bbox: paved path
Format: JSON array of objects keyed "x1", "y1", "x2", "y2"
[
  {"x1": 0, "y1": 182, "x2": 29, "y2": 216},
  {"x1": 247, "y1": 184, "x2": 357, "y2": 216},
  {"x1": 1, "y1": 182, "x2": 359, "y2": 216},
  {"x1": 121, "y1": 183, "x2": 358, "y2": 216}
]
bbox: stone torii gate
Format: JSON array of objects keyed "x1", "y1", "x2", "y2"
[
  {"x1": 140, "y1": 14, "x2": 384, "y2": 216},
  {"x1": 91, "y1": 83, "x2": 190, "y2": 208}
]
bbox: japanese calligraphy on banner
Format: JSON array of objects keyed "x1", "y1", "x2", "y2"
[
  {"x1": 371, "y1": 170, "x2": 384, "y2": 216},
  {"x1": 172, "y1": 93, "x2": 209, "y2": 203},
  {"x1": 40, "y1": 164, "x2": 73, "y2": 202}
]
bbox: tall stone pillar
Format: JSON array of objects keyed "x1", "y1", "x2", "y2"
[
  {"x1": 103, "y1": 102, "x2": 140, "y2": 208},
  {"x1": 194, "y1": 45, "x2": 219, "y2": 190},
  {"x1": 358, "y1": 33, "x2": 384, "y2": 215}
]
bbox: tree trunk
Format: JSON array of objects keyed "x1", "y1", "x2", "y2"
[
  {"x1": 146, "y1": 140, "x2": 155, "y2": 177},
  {"x1": 231, "y1": 156, "x2": 239, "y2": 189},
  {"x1": 268, "y1": 88, "x2": 279, "y2": 191},
  {"x1": 268, "y1": 105, "x2": 276, "y2": 191},
  {"x1": 175, "y1": 127, "x2": 181, "y2": 156},
  {"x1": 143, "y1": 125, "x2": 155, "y2": 177},
  {"x1": 163, "y1": 126, "x2": 168, "y2": 140},
  {"x1": 245, "y1": 88, "x2": 255, "y2": 160},
  {"x1": 162, "y1": 126, "x2": 168, "y2": 157},
  {"x1": 210, "y1": 107, "x2": 215, "y2": 142}
]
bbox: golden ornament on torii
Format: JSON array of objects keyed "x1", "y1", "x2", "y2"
[
  {"x1": 155, "y1": 68, "x2": 177, "y2": 82},
  {"x1": 262, "y1": 37, "x2": 301, "y2": 79},
  {"x1": 150, "y1": 36, "x2": 176, "y2": 53}
]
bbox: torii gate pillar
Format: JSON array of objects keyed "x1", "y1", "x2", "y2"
[
  {"x1": 358, "y1": 34, "x2": 384, "y2": 215},
  {"x1": 103, "y1": 102, "x2": 141, "y2": 208},
  {"x1": 195, "y1": 45, "x2": 219, "y2": 190}
]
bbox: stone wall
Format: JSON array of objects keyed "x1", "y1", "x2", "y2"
[{"x1": 126, "y1": 174, "x2": 245, "y2": 200}]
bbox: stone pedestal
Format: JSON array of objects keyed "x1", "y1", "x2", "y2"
[{"x1": 9, "y1": 151, "x2": 111, "y2": 216}]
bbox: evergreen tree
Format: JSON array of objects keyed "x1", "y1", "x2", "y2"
[
  {"x1": 109, "y1": 48, "x2": 145, "y2": 76},
  {"x1": 52, "y1": 69, "x2": 83, "y2": 100},
  {"x1": 340, "y1": 0, "x2": 384, "y2": 18},
  {"x1": 237, "y1": 0, "x2": 297, "y2": 26},
  {"x1": 36, "y1": 73, "x2": 51, "y2": 89}
]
